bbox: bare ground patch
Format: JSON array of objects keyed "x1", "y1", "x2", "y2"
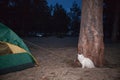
[{"x1": 0, "y1": 37, "x2": 120, "y2": 80}]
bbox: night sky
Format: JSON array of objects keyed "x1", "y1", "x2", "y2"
[{"x1": 47, "y1": 0, "x2": 82, "y2": 12}]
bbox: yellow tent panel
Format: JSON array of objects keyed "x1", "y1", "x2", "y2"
[{"x1": 0, "y1": 41, "x2": 27, "y2": 55}]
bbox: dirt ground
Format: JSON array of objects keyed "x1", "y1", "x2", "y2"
[{"x1": 0, "y1": 36, "x2": 120, "y2": 80}]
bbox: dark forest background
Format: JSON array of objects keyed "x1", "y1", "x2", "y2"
[{"x1": 0, "y1": 0, "x2": 120, "y2": 42}]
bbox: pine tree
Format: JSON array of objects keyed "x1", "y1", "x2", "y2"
[{"x1": 78, "y1": 0, "x2": 104, "y2": 67}]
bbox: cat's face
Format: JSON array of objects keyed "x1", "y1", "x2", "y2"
[{"x1": 78, "y1": 54, "x2": 84, "y2": 60}]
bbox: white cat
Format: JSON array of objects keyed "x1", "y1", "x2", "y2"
[{"x1": 77, "y1": 54, "x2": 95, "y2": 68}]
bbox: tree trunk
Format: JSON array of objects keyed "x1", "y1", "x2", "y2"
[
  {"x1": 112, "y1": 0, "x2": 120, "y2": 42},
  {"x1": 78, "y1": 0, "x2": 104, "y2": 67}
]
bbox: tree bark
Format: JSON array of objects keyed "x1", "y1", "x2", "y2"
[{"x1": 78, "y1": 0, "x2": 104, "y2": 67}]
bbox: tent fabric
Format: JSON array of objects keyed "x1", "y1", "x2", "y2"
[
  {"x1": 0, "y1": 53, "x2": 35, "y2": 74},
  {"x1": 0, "y1": 41, "x2": 12, "y2": 55},
  {"x1": 0, "y1": 23, "x2": 38, "y2": 74},
  {"x1": 0, "y1": 23, "x2": 30, "y2": 52},
  {"x1": 0, "y1": 41, "x2": 27, "y2": 55}
]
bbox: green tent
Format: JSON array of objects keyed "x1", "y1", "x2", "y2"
[{"x1": 0, "y1": 23, "x2": 38, "y2": 74}]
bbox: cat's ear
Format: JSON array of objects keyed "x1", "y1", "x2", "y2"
[{"x1": 78, "y1": 53, "x2": 81, "y2": 55}]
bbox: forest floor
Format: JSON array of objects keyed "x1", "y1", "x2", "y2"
[{"x1": 0, "y1": 36, "x2": 120, "y2": 80}]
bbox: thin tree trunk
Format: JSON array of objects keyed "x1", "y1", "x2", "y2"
[
  {"x1": 78, "y1": 0, "x2": 104, "y2": 67},
  {"x1": 112, "y1": 13, "x2": 119, "y2": 42},
  {"x1": 112, "y1": 1, "x2": 120, "y2": 42}
]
